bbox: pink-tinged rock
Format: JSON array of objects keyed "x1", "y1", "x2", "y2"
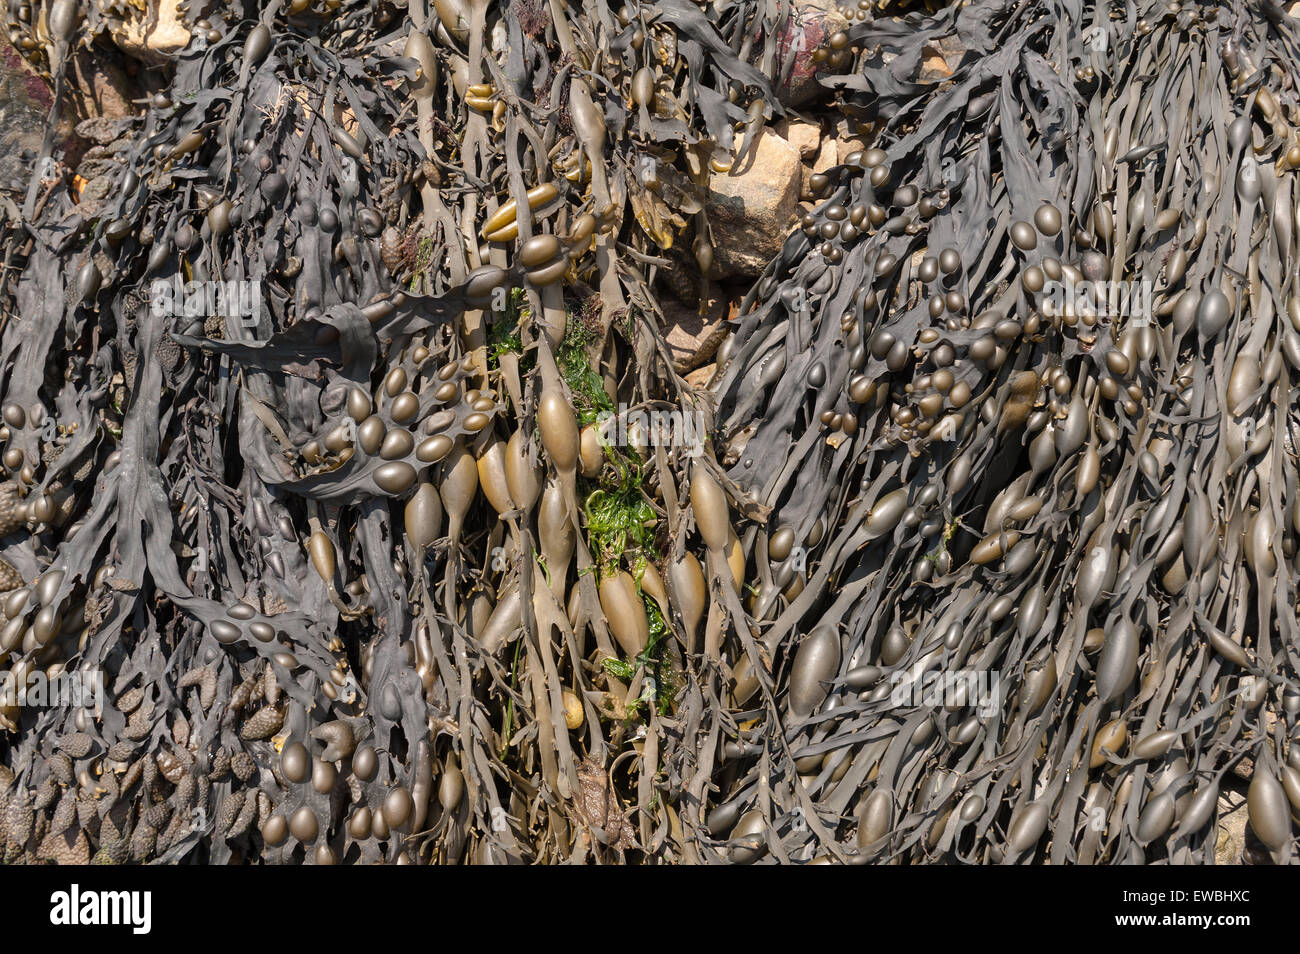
[
  {"x1": 0, "y1": 37, "x2": 57, "y2": 190},
  {"x1": 765, "y1": 0, "x2": 850, "y2": 107}
]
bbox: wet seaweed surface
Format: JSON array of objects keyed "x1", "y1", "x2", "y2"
[{"x1": 0, "y1": 0, "x2": 1297, "y2": 864}]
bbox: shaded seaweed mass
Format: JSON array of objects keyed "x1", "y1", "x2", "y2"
[{"x1": 0, "y1": 0, "x2": 1296, "y2": 865}]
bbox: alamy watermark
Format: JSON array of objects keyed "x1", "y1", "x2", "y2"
[
  {"x1": 50, "y1": 885, "x2": 151, "y2": 934},
  {"x1": 0, "y1": 667, "x2": 103, "y2": 713},
  {"x1": 150, "y1": 277, "x2": 261, "y2": 326},
  {"x1": 1041, "y1": 278, "x2": 1153, "y2": 327},
  {"x1": 890, "y1": 668, "x2": 1002, "y2": 718},
  {"x1": 596, "y1": 404, "x2": 707, "y2": 458}
]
